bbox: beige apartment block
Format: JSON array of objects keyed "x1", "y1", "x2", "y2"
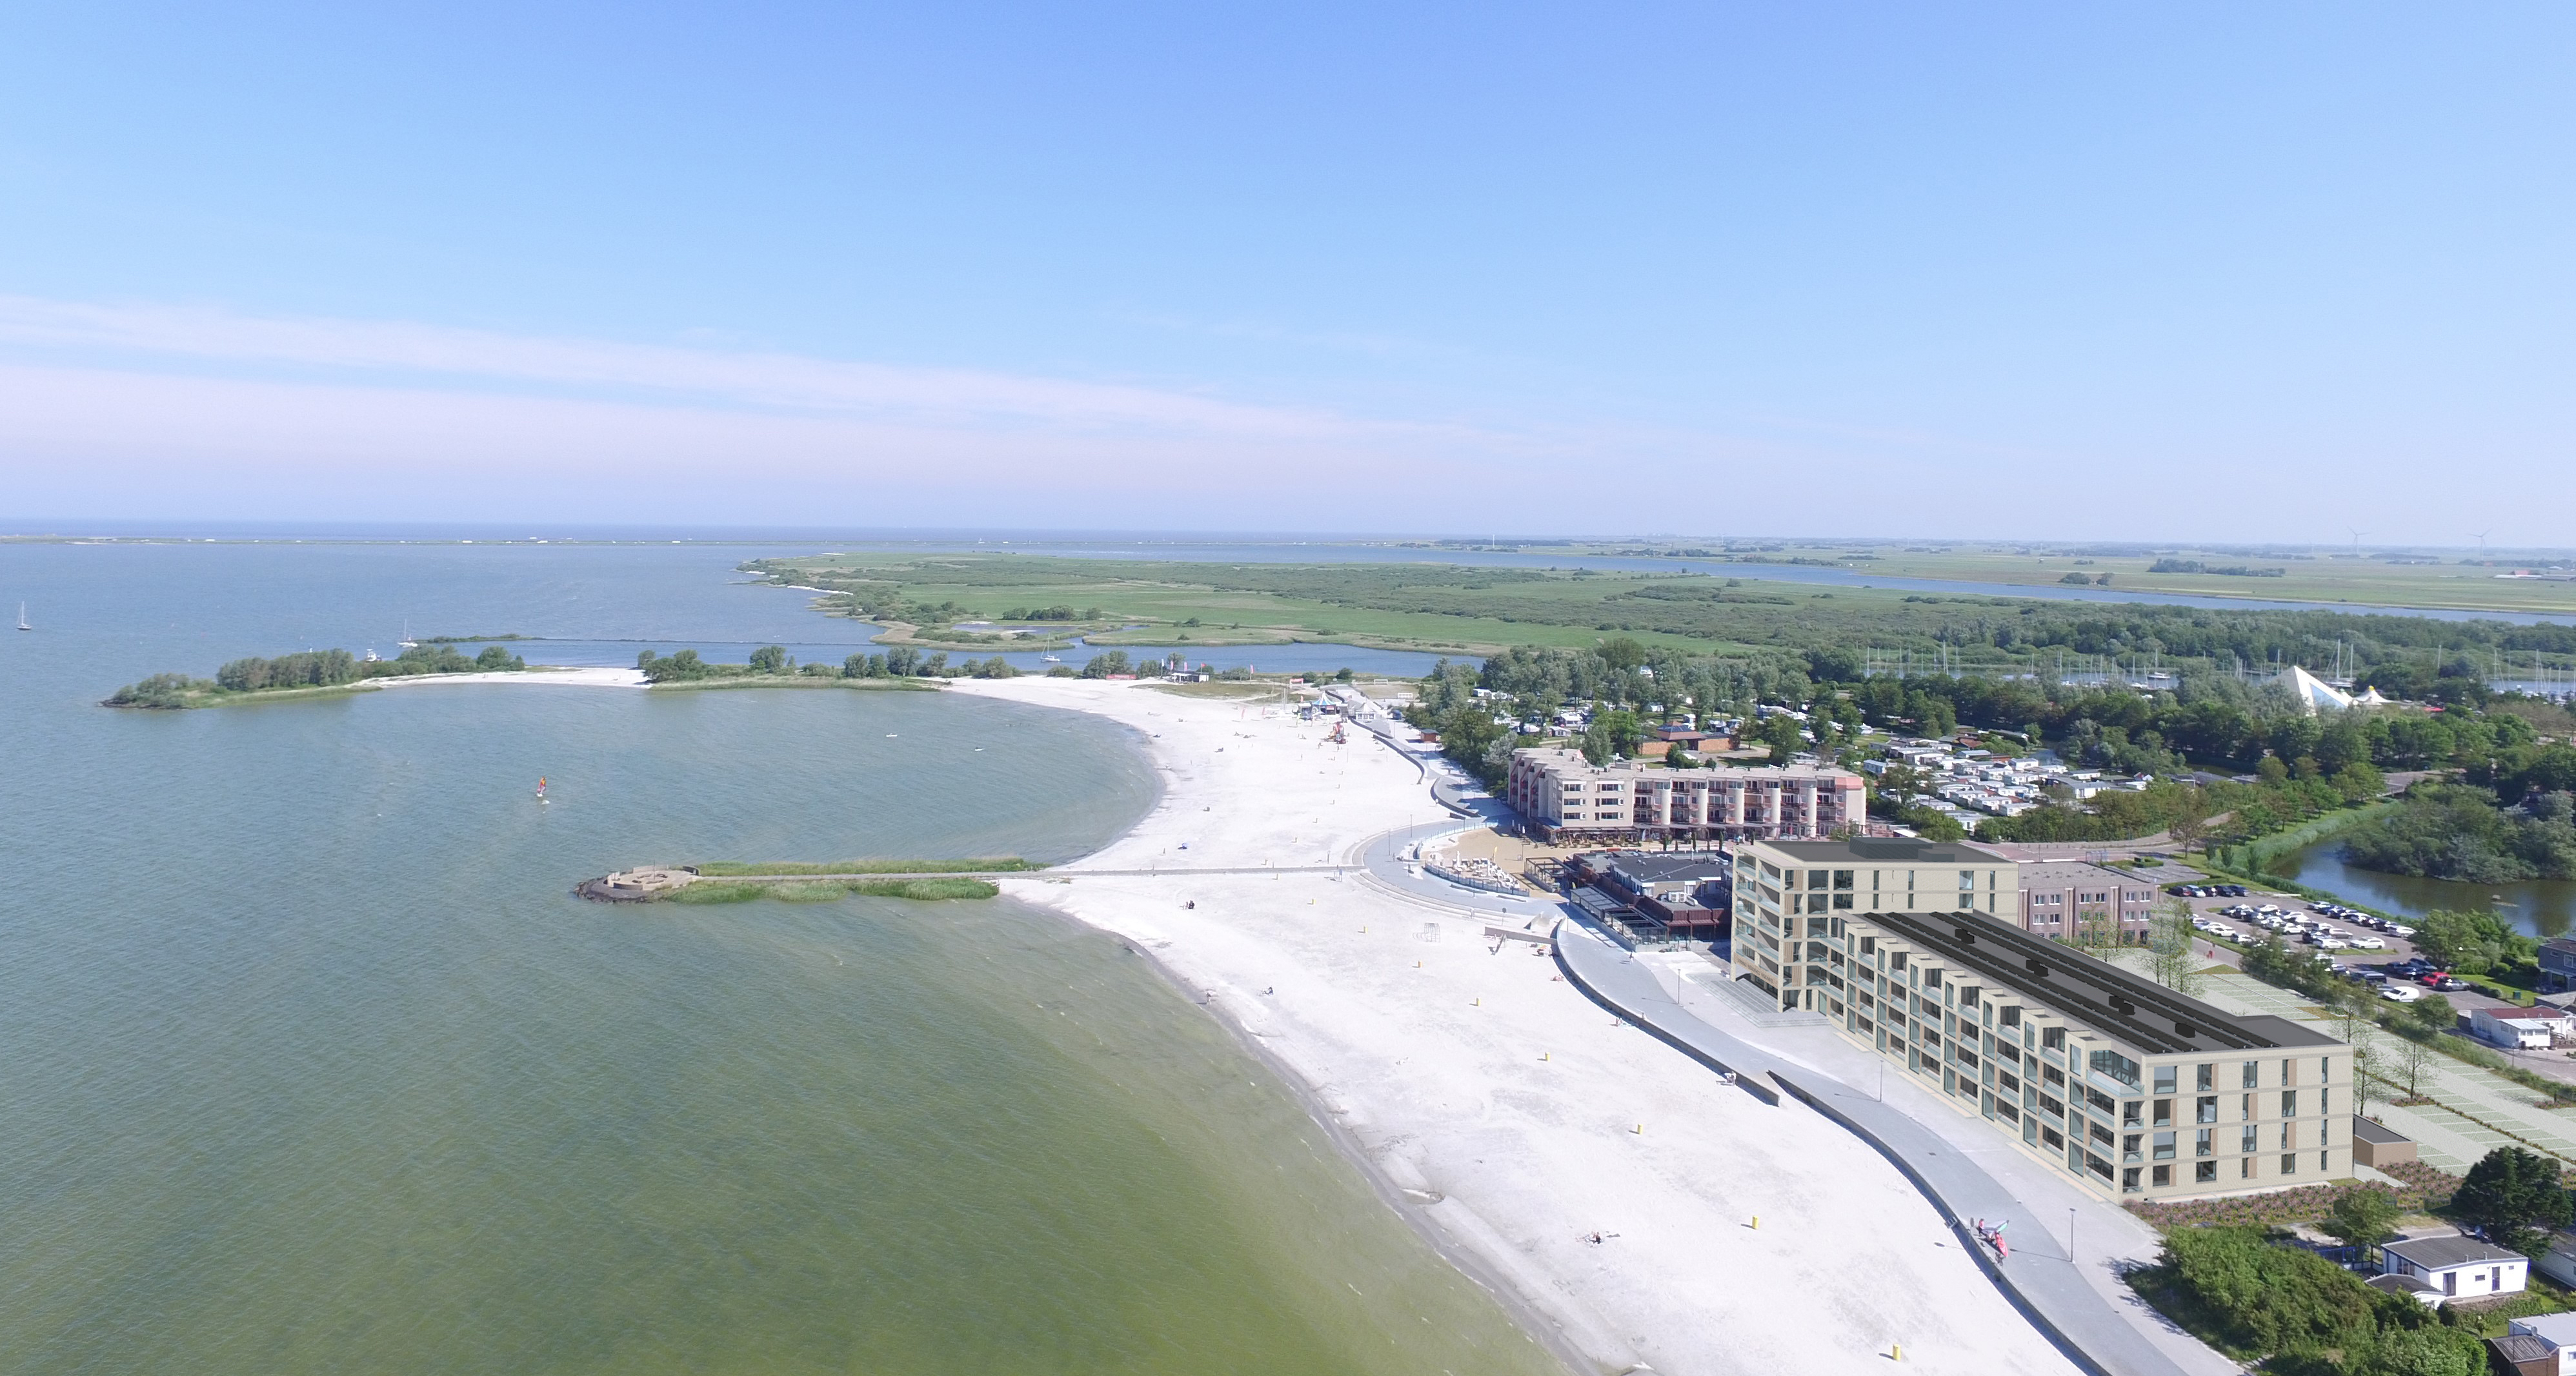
[
  {"x1": 1732, "y1": 837, "x2": 2348, "y2": 1202},
  {"x1": 1505, "y1": 748, "x2": 1864, "y2": 843}
]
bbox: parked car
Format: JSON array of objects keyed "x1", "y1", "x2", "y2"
[
  {"x1": 2430, "y1": 976, "x2": 2468, "y2": 992},
  {"x1": 2347, "y1": 936, "x2": 2388, "y2": 950},
  {"x1": 2381, "y1": 984, "x2": 2424, "y2": 1003}
]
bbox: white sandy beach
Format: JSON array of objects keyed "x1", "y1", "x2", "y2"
[
  {"x1": 374, "y1": 665, "x2": 648, "y2": 688},
  {"x1": 950, "y1": 677, "x2": 2088, "y2": 1376}
]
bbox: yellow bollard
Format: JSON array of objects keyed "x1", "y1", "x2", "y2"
[
  {"x1": 1891, "y1": 1344, "x2": 1902, "y2": 1362},
  {"x1": 1541, "y1": 1052, "x2": 1550, "y2": 1061},
  {"x1": 1633, "y1": 1123, "x2": 1643, "y2": 1135}
]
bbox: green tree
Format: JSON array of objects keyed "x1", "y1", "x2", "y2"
[
  {"x1": 640, "y1": 648, "x2": 707, "y2": 683},
  {"x1": 1757, "y1": 713, "x2": 1802, "y2": 765},
  {"x1": 2332, "y1": 761, "x2": 2386, "y2": 804},
  {"x1": 2393, "y1": 1033, "x2": 2432, "y2": 1101},
  {"x1": 2407, "y1": 992, "x2": 2455, "y2": 1035},
  {"x1": 2145, "y1": 900, "x2": 2205, "y2": 996},
  {"x1": 2322, "y1": 1188, "x2": 2400, "y2": 1262},
  {"x1": 2450, "y1": 1146, "x2": 2573, "y2": 1253},
  {"x1": 2165, "y1": 792, "x2": 2213, "y2": 855},
  {"x1": 2360, "y1": 1324, "x2": 2484, "y2": 1376},
  {"x1": 1595, "y1": 636, "x2": 1647, "y2": 673},
  {"x1": 1593, "y1": 708, "x2": 1645, "y2": 757},
  {"x1": 1579, "y1": 722, "x2": 1613, "y2": 767},
  {"x1": 747, "y1": 644, "x2": 789, "y2": 673},
  {"x1": 2411, "y1": 910, "x2": 2530, "y2": 975},
  {"x1": 2329, "y1": 988, "x2": 2377, "y2": 1115},
  {"x1": 2157, "y1": 1226, "x2": 2380, "y2": 1358},
  {"x1": 2070, "y1": 901, "x2": 2123, "y2": 955}
]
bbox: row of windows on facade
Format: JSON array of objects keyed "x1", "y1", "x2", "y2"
[
  {"x1": 1851, "y1": 940, "x2": 2332, "y2": 1092},
  {"x1": 1848, "y1": 993, "x2": 2335, "y2": 1193},
  {"x1": 1743, "y1": 861, "x2": 1993, "y2": 892}
]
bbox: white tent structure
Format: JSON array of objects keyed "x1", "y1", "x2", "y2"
[{"x1": 2276, "y1": 664, "x2": 2355, "y2": 713}]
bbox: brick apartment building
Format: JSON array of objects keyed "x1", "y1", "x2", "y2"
[
  {"x1": 1506, "y1": 748, "x2": 1864, "y2": 843},
  {"x1": 2017, "y1": 861, "x2": 2160, "y2": 943}
]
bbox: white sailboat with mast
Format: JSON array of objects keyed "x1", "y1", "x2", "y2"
[{"x1": 15, "y1": 602, "x2": 28, "y2": 632}]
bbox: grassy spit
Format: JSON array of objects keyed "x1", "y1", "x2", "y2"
[
  {"x1": 670, "y1": 877, "x2": 1000, "y2": 903},
  {"x1": 692, "y1": 858, "x2": 1041, "y2": 876}
]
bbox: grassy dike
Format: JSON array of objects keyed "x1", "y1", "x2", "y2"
[
  {"x1": 2203, "y1": 798, "x2": 2401, "y2": 876},
  {"x1": 672, "y1": 877, "x2": 1001, "y2": 903},
  {"x1": 663, "y1": 857, "x2": 1040, "y2": 904}
]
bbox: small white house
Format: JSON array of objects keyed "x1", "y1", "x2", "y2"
[
  {"x1": 2384, "y1": 1235, "x2": 2529, "y2": 1302},
  {"x1": 2506, "y1": 1312, "x2": 2576, "y2": 1376},
  {"x1": 2473, "y1": 1005, "x2": 2576, "y2": 1051},
  {"x1": 2536, "y1": 1230, "x2": 2576, "y2": 1290}
]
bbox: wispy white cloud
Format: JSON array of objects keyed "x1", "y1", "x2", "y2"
[{"x1": 0, "y1": 294, "x2": 1471, "y2": 443}]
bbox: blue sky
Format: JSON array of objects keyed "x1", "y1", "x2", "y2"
[{"x1": 1, "y1": 3, "x2": 2567, "y2": 541}]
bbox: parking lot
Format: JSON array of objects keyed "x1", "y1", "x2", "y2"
[{"x1": 2157, "y1": 879, "x2": 2576, "y2": 1088}]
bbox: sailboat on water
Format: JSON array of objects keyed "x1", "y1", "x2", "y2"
[
  {"x1": 398, "y1": 619, "x2": 418, "y2": 649},
  {"x1": 15, "y1": 602, "x2": 28, "y2": 632}
]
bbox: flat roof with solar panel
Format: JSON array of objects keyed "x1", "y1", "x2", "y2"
[{"x1": 1860, "y1": 906, "x2": 2335, "y2": 1055}]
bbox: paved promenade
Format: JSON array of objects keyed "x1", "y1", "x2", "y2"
[{"x1": 1554, "y1": 921, "x2": 2215, "y2": 1376}]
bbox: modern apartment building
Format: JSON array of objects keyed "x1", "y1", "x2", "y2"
[
  {"x1": 1731, "y1": 837, "x2": 2016, "y2": 1009},
  {"x1": 1505, "y1": 748, "x2": 1864, "y2": 843},
  {"x1": 2016, "y1": 860, "x2": 2158, "y2": 942},
  {"x1": 1731, "y1": 836, "x2": 2349, "y2": 1202}
]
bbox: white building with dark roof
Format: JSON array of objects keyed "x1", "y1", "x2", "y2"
[{"x1": 2384, "y1": 1235, "x2": 2528, "y2": 1302}]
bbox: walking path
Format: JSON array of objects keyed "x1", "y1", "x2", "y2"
[{"x1": 1553, "y1": 922, "x2": 2220, "y2": 1376}]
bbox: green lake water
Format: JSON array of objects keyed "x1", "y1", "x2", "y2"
[{"x1": 0, "y1": 541, "x2": 1556, "y2": 1375}]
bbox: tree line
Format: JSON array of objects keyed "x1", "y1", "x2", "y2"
[
  {"x1": 105, "y1": 643, "x2": 526, "y2": 707},
  {"x1": 636, "y1": 646, "x2": 1022, "y2": 683}
]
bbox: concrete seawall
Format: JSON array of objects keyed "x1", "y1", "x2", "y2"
[{"x1": 1552, "y1": 921, "x2": 2199, "y2": 1376}]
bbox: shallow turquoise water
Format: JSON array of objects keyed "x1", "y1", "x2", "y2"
[{"x1": 0, "y1": 543, "x2": 1556, "y2": 1375}]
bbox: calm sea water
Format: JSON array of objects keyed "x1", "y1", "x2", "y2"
[{"x1": 0, "y1": 543, "x2": 1555, "y2": 1375}]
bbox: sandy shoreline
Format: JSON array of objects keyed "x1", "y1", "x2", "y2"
[
  {"x1": 952, "y1": 677, "x2": 2084, "y2": 1376},
  {"x1": 374, "y1": 664, "x2": 648, "y2": 688}
]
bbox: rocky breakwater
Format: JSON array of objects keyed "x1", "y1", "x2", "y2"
[{"x1": 576, "y1": 866, "x2": 699, "y2": 902}]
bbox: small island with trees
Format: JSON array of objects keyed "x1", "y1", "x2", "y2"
[{"x1": 103, "y1": 643, "x2": 530, "y2": 708}]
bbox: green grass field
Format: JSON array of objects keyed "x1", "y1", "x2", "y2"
[
  {"x1": 736, "y1": 550, "x2": 2576, "y2": 672},
  {"x1": 743, "y1": 550, "x2": 1955, "y2": 657},
  {"x1": 1533, "y1": 541, "x2": 2576, "y2": 617}
]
